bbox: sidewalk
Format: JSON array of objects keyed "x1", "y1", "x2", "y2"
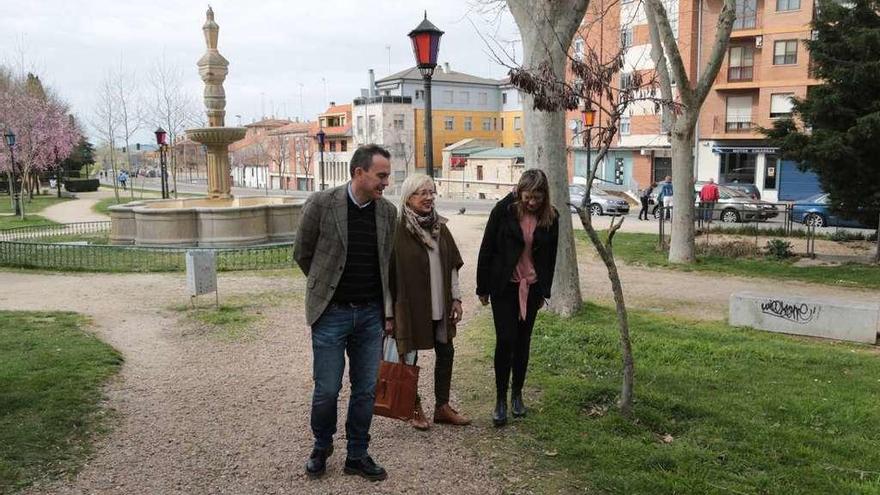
[{"x1": 40, "y1": 190, "x2": 114, "y2": 223}]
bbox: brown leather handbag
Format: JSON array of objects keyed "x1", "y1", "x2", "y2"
[{"x1": 374, "y1": 338, "x2": 419, "y2": 421}]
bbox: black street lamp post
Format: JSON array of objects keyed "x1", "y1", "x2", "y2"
[
  {"x1": 582, "y1": 107, "x2": 596, "y2": 210},
  {"x1": 155, "y1": 127, "x2": 169, "y2": 199},
  {"x1": 408, "y1": 12, "x2": 443, "y2": 178},
  {"x1": 4, "y1": 129, "x2": 20, "y2": 217},
  {"x1": 316, "y1": 128, "x2": 326, "y2": 191}
]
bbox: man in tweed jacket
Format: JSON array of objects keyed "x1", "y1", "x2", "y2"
[{"x1": 293, "y1": 144, "x2": 397, "y2": 482}]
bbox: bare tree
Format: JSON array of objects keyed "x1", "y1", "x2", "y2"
[
  {"x1": 644, "y1": 0, "x2": 736, "y2": 263},
  {"x1": 112, "y1": 59, "x2": 142, "y2": 200},
  {"x1": 146, "y1": 54, "x2": 200, "y2": 198},
  {"x1": 92, "y1": 71, "x2": 121, "y2": 203},
  {"x1": 266, "y1": 134, "x2": 291, "y2": 191},
  {"x1": 506, "y1": 0, "x2": 590, "y2": 316}
]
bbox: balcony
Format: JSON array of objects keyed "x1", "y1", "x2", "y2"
[{"x1": 724, "y1": 121, "x2": 754, "y2": 133}]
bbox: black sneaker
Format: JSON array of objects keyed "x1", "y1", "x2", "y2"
[
  {"x1": 343, "y1": 455, "x2": 388, "y2": 481},
  {"x1": 305, "y1": 445, "x2": 333, "y2": 479}
]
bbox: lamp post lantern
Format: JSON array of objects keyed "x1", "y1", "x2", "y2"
[
  {"x1": 4, "y1": 129, "x2": 21, "y2": 217},
  {"x1": 316, "y1": 128, "x2": 326, "y2": 191},
  {"x1": 582, "y1": 107, "x2": 597, "y2": 208},
  {"x1": 155, "y1": 127, "x2": 169, "y2": 199},
  {"x1": 408, "y1": 12, "x2": 443, "y2": 178}
]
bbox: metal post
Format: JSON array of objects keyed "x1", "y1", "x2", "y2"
[
  {"x1": 423, "y1": 75, "x2": 434, "y2": 178},
  {"x1": 319, "y1": 146, "x2": 325, "y2": 191},
  {"x1": 159, "y1": 145, "x2": 169, "y2": 199},
  {"x1": 8, "y1": 146, "x2": 20, "y2": 217}
]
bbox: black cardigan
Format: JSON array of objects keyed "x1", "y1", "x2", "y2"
[{"x1": 476, "y1": 193, "x2": 559, "y2": 299}]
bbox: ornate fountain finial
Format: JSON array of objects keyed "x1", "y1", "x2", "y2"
[{"x1": 197, "y1": 5, "x2": 229, "y2": 127}]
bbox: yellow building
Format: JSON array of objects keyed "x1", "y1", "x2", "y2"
[{"x1": 374, "y1": 65, "x2": 523, "y2": 176}]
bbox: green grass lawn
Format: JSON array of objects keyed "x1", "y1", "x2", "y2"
[
  {"x1": 0, "y1": 311, "x2": 122, "y2": 493},
  {"x1": 595, "y1": 231, "x2": 880, "y2": 289},
  {"x1": 0, "y1": 195, "x2": 68, "y2": 230},
  {"x1": 460, "y1": 304, "x2": 880, "y2": 494}
]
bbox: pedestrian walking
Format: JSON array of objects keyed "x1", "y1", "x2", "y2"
[
  {"x1": 639, "y1": 182, "x2": 656, "y2": 220},
  {"x1": 476, "y1": 169, "x2": 559, "y2": 427},
  {"x1": 699, "y1": 178, "x2": 720, "y2": 223},
  {"x1": 657, "y1": 176, "x2": 673, "y2": 220},
  {"x1": 293, "y1": 144, "x2": 396, "y2": 482},
  {"x1": 389, "y1": 173, "x2": 471, "y2": 431},
  {"x1": 118, "y1": 170, "x2": 128, "y2": 190}
]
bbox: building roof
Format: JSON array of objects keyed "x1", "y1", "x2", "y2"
[
  {"x1": 245, "y1": 118, "x2": 293, "y2": 128},
  {"x1": 376, "y1": 66, "x2": 501, "y2": 87},
  {"x1": 468, "y1": 147, "x2": 525, "y2": 159},
  {"x1": 321, "y1": 104, "x2": 351, "y2": 116},
  {"x1": 322, "y1": 125, "x2": 352, "y2": 138},
  {"x1": 269, "y1": 121, "x2": 315, "y2": 135}
]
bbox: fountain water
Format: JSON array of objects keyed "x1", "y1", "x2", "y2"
[{"x1": 109, "y1": 7, "x2": 302, "y2": 247}]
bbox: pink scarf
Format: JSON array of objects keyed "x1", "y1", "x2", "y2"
[{"x1": 511, "y1": 214, "x2": 538, "y2": 320}]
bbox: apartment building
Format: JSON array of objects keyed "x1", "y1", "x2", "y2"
[
  {"x1": 568, "y1": 0, "x2": 821, "y2": 200},
  {"x1": 229, "y1": 118, "x2": 292, "y2": 189},
  {"x1": 316, "y1": 103, "x2": 353, "y2": 190},
  {"x1": 373, "y1": 63, "x2": 523, "y2": 176},
  {"x1": 267, "y1": 121, "x2": 317, "y2": 191}
]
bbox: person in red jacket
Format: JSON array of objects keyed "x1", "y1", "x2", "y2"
[{"x1": 699, "y1": 178, "x2": 720, "y2": 222}]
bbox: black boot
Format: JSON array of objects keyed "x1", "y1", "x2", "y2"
[
  {"x1": 305, "y1": 445, "x2": 333, "y2": 479},
  {"x1": 511, "y1": 389, "x2": 526, "y2": 418},
  {"x1": 492, "y1": 392, "x2": 508, "y2": 427}
]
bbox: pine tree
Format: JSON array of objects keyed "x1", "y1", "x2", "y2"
[{"x1": 764, "y1": 0, "x2": 880, "y2": 228}]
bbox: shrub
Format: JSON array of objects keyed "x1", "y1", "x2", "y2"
[
  {"x1": 765, "y1": 239, "x2": 794, "y2": 260},
  {"x1": 829, "y1": 230, "x2": 865, "y2": 242},
  {"x1": 697, "y1": 240, "x2": 759, "y2": 258},
  {"x1": 64, "y1": 178, "x2": 99, "y2": 192},
  {"x1": 866, "y1": 231, "x2": 877, "y2": 242}
]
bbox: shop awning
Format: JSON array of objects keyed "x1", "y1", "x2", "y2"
[{"x1": 712, "y1": 146, "x2": 778, "y2": 154}]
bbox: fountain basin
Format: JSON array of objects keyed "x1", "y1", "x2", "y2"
[{"x1": 109, "y1": 196, "x2": 303, "y2": 247}]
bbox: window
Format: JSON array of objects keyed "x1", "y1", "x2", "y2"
[
  {"x1": 444, "y1": 116, "x2": 454, "y2": 130},
  {"x1": 725, "y1": 95, "x2": 753, "y2": 131},
  {"x1": 464, "y1": 117, "x2": 473, "y2": 131},
  {"x1": 728, "y1": 46, "x2": 754, "y2": 81},
  {"x1": 733, "y1": 0, "x2": 757, "y2": 29},
  {"x1": 720, "y1": 153, "x2": 757, "y2": 184},
  {"x1": 663, "y1": 0, "x2": 679, "y2": 38},
  {"x1": 443, "y1": 90, "x2": 454, "y2": 104},
  {"x1": 394, "y1": 143, "x2": 405, "y2": 156},
  {"x1": 415, "y1": 89, "x2": 424, "y2": 100},
  {"x1": 392, "y1": 114, "x2": 405, "y2": 130},
  {"x1": 770, "y1": 93, "x2": 794, "y2": 118},
  {"x1": 501, "y1": 118, "x2": 505, "y2": 130},
  {"x1": 764, "y1": 155, "x2": 778, "y2": 189},
  {"x1": 774, "y1": 40, "x2": 798, "y2": 64},
  {"x1": 476, "y1": 165, "x2": 484, "y2": 181},
  {"x1": 368, "y1": 115, "x2": 376, "y2": 135},
  {"x1": 458, "y1": 91, "x2": 470, "y2": 104},
  {"x1": 356, "y1": 116, "x2": 364, "y2": 135},
  {"x1": 620, "y1": 27, "x2": 633, "y2": 49},
  {"x1": 493, "y1": 118, "x2": 498, "y2": 130},
  {"x1": 513, "y1": 142, "x2": 521, "y2": 148},
  {"x1": 340, "y1": 140, "x2": 347, "y2": 152},
  {"x1": 574, "y1": 38, "x2": 585, "y2": 60},
  {"x1": 513, "y1": 116, "x2": 522, "y2": 130},
  {"x1": 482, "y1": 118, "x2": 492, "y2": 131},
  {"x1": 329, "y1": 140, "x2": 337, "y2": 152},
  {"x1": 776, "y1": 0, "x2": 800, "y2": 10},
  {"x1": 502, "y1": 92, "x2": 508, "y2": 104},
  {"x1": 620, "y1": 72, "x2": 633, "y2": 90},
  {"x1": 478, "y1": 92, "x2": 488, "y2": 105},
  {"x1": 620, "y1": 115, "x2": 631, "y2": 135}
]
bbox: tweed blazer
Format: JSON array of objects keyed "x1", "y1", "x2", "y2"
[{"x1": 293, "y1": 183, "x2": 397, "y2": 325}]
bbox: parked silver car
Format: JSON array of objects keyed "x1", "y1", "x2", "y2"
[
  {"x1": 569, "y1": 184, "x2": 631, "y2": 216},
  {"x1": 654, "y1": 183, "x2": 778, "y2": 222}
]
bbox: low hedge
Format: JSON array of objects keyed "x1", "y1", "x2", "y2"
[{"x1": 64, "y1": 178, "x2": 100, "y2": 192}]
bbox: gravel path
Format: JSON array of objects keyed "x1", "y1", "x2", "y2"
[
  {"x1": 40, "y1": 191, "x2": 113, "y2": 223},
  {"x1": 2, "y1": 213, "x2": 876, "y2": 494}
]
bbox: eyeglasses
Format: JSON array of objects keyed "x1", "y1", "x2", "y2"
[{"x1": 413, "y1": 189, "x2": 437, "y2": 198}]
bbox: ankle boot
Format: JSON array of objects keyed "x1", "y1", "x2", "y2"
[
  {"x1": 492, "y1": 394, "x2": 508, "y2": 427},
  {"x1": 511, "y1": 390, "x2": 526, "y2": 418}
]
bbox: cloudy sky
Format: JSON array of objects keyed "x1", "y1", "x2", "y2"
[{"x1": 0, "y1": 0, "x2": 520, "y2": 144}]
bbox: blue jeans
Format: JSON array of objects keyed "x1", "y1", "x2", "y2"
[{"x1": 310, "y1": 301, "x2": 383, "y2": 459}]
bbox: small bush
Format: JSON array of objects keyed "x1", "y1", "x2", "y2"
[
  {"x1": 64, "y1": 178, "x2": 99, "y2": 192},
  {"x1": 765, "y1": 239, "x2": 794, "y2": 260},
  {"x1": 697, "y1": 240, "x2": 759, "y2": 258},
  {"x1": 829, "y1": 230, "x2": 864, "y2": 242},
  {"x1": 867, "y1": 231, "x2": 878, "y2": 242}
]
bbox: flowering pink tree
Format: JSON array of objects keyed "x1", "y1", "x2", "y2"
[{"x1": 0, "y1": 72, "x2": 80, "y2": 218}]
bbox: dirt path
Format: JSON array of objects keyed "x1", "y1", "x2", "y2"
[
  {"x1": 2, "y1": 213, "x2": 876, "y2": 494},
  {"x1": 40, "y1": 190, "x2": 113, "y2": 223}
]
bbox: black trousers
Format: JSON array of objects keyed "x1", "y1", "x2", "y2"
[
  {"x1": 490, "y1": 283, "x2": 543, "y2": 398},
  {"x1": 638, "y1": 197, "x2": 650, "y2": 219},
  {"x1": 410, "y1": 326, "x2": 455, "y2": 406}
]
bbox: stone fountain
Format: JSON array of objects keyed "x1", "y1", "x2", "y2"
[{"x1": 109, "y1": 7, "x2": 302, "y2": 247}]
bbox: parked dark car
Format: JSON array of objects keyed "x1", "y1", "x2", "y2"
[
  {"x1": 791, "y1": 193, "x2": 873, "y2": 228},
  {"x1": 569, "y1": 184, "x2": 631, "y2": 216}
]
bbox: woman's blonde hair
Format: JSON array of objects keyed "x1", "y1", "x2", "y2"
[
  {"x1": 514, "y1": 168, "x2": 556, "y2": 227},
  {"x1": 399, "y1": 173, "x2": 435, "y2": 215}
]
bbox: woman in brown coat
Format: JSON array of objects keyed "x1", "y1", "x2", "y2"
[{"x1": 389, "y1": 173, "x2": 470, "y2": 430}]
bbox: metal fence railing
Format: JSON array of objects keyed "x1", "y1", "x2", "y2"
[{"x1": 0, "y1": 222, "x2": 295, "y2": 272}]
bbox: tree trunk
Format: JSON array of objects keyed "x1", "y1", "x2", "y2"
[
  {"x1": 509, "y1": 0, "x2": 589, "y2": 316},
  {"x1": 668, "y1": 121, "x2": 696, "y2": 263},
  {"x1": 874, "y1": 211, "x2": 879, "y2": 264}
]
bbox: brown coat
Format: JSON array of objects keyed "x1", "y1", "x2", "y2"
[{"x1": 390, "y1": 216, "x2": 463, "y2": 354}]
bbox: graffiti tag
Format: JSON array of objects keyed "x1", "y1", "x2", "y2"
[{"x1": 760, "y1": 299, "x2": 820, "y2": 324}]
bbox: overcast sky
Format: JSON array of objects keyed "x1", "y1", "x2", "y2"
[{"x1": 0, "y1": 0, "x2": 520, "y2": 144}]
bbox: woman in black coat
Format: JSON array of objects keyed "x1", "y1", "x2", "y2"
[{"x1": 476, "y1": 169, "x2": 559, "y2": 427}]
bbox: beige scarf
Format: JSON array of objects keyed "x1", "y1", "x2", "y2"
[{"x1": 403, "y1": 206, "x2": 446, "y2": 248}]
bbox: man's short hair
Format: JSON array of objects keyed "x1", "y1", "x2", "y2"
[{"x1": 349, "y1": 144, "x2": 391, "y2": 178}]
